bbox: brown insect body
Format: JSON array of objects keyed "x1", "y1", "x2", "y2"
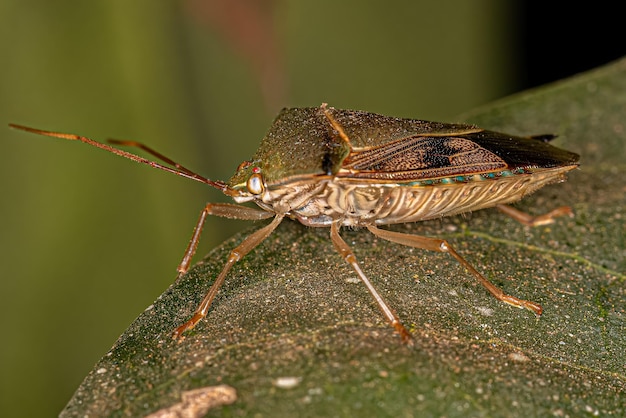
[
  {"x1": 259, "y1": 166, "x2": 573, "y2": 228},
  {"x1": 231, "y1": 106, "x2": 578, "y2": 228},
  {"x1": 10, "y1": 104, "x2": 579, "y2": 344}
]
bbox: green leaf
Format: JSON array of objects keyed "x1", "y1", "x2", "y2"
[{"x1": 61, "y1": 59, "x2": 626, "y2": 417}]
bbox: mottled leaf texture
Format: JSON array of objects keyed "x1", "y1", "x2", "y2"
[{"x1": 61, "y1": 59, "x2": 625, "y2": 417}]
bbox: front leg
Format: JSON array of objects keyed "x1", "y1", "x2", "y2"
[
  {"x1": 178, "y1": 203, "x2": 274, "y2": 275},
  {"x1": 174, "y1": 214, "x2": 284, "y2": 340}
]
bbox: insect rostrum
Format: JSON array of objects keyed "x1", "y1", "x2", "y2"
[{"x1": 10, "y1": 103, "x2": 579, "y2": 344}]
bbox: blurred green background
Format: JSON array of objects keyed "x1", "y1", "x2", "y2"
[{"x1": 0, "y1": 1, "x2": 622, "y2": 416}]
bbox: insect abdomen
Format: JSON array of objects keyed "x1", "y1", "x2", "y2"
[{"x1": 290, "y1": 165, "x2": 577, "y2": 227}]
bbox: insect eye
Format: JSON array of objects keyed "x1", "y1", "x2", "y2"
[{"x1": 246, "y1": 172, "x2": 265, "y2": 195}]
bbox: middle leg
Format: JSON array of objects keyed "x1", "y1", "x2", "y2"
[{"x1": 330, "y1": 222, "x2": 413, "y2": 344}]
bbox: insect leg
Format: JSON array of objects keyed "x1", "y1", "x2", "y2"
[
  {"x1": 178, "y1": 203, "x2": 275, "y2": 275},
  {"x1": 496, "y1": 204, "x2": 573, "y2": 227},
  {"x1": 366, "y1": 224, "x2": 543, "y2": 316},
  {"x1": 173, "y1": 214, "x2": 284, "y2": 340},
  {"x1": 330, "y1": 222, "x2": 414, "y2": 345}
]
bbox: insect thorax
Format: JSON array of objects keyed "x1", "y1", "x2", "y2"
[{"x1": 259, "y1": 165, "x2": 575, "y2": 228}]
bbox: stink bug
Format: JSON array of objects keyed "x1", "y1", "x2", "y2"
[{"x1": 10, "y1": 104, "x2": 579, "y2": 344}]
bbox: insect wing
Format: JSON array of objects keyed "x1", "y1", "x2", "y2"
[
  {"x1": 338, "y1": 130, "x2": 579, "y2": 182},
  {"x1": 227, "y1": 105, "x2": 579, "y2": 189},
  {"x1": 340, "y1": 135, "x2": 508, "y2": 181},
  {"x1": 465, "y1": 131, "x2": 579, "y2": 169}
]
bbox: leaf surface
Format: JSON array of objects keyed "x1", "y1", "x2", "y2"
[{"x1": 61, "y1": 59, "x2": 626, "y2": 418}]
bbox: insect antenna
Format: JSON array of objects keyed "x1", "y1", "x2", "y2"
[
  {"x1": 9, "y1": 124, "x2": 239, "y2": 196},
  {"x1": 107, "y1": 138, "x2": 212, "y2": 183}
]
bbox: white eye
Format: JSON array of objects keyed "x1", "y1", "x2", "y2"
[{"x1": 246, "y1": 173, "x2": 265, "y2": 195}]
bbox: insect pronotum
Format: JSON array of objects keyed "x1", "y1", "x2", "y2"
[{"x1": 11, "y1": 104, "x2": 580, "y2": 344}]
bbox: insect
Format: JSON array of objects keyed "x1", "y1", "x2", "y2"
[{"x1": 10, "y1": 104, "x2": 579, "y2": 344}]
